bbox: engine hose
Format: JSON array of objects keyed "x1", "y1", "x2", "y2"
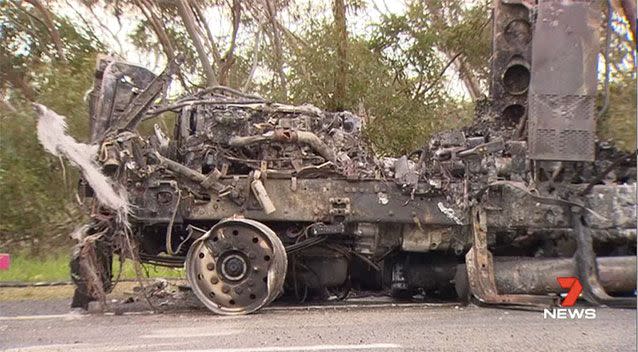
[
  {"x1": 165, "y1": 188, "x2": 181, "y2": 255},
  {"x1": 229, "y1": 131, "x2": 337, "y2": 163}
]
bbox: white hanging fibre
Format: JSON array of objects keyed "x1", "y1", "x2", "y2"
[{"x1": 34, "y1": 104, "x2": 129, "y2": 216}]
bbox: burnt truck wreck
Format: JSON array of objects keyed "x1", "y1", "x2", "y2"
[{"x1": 40, "y1": 0, "x2": 635, "y2": 315}]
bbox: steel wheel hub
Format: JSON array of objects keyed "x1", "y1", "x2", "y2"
[
  {"x1": 185, "y1": 218, "x2": 287, "y2": 315},
  {"x1": 220, "y1": 253, "x2": 248, "y2": 281}
]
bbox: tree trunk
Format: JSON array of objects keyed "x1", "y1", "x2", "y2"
[
  {"x1": 333, "y1": 0, "x2": 348, "y2": 111},
  {"x1": 265, "y1": 0, "x2": 287, "y2": 96},
  {"x1": 24, "y1": 0, "x2": 67, "y2": 62},
  {"x1": 191, "y1": 0, "x2": 221, "y2": 65},
  {"x1": 452, "y1": 54, "x2": 482, "y2": 100},
  {"x1": 135, "y1": 0, "x2": 191, "y2": 91},
  {"x1": 620, "y1": 0, "x2": 637, "y2": 44},
  {"x1": 1, "y1": 61, "x2": 36, "y2": 101},
  {"x1": 176, "y1": 0, "x2": 217, "y2": 87},
  {"x1": 243, "y1": 27, "x2": 263, "y2": 91},
  {"x1": 136, "y1": 0, "x2": 175, "y2": 60},
  {"x1": 219, "y1": 0, "x2": 242, "y2": 86}
]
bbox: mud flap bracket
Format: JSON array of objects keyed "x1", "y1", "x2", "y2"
[
  {"x1": 572, "y1": 210, "x2": 636, "y2": 308},
  {"x1": 465, "y1": 207, "x2": 557, "y2": 307}
]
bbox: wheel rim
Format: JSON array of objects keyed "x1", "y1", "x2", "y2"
[{"x1": 185, "y1": 218, "x2": 287, "y2": 315}]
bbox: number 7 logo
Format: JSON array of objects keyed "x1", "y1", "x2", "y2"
[{"x1": 557, "y1": 277, "x2": 583, "y2": 307}]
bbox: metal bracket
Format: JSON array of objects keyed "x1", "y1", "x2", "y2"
[
  {"x1": 435, "y1": 138, "x2": 505, "y2": 161},
  {"x1": 465, "y1": 207, "x2": 557, "y2": 307},
  {"x1": 114, "y1": 59, "x2": 177, "y2": 133},
  {"x1": 251, "y1": 170, "x2": 276, "y2": 215},
  {"x1": 501, "y1": 0, "x2": 535, "y2": 10},
  {"x1": 329, "y1": 197, "x2": 351, "y2": 218},
  {"x1": 572, "y1": 210, "x2": 636, "y2": 308}
]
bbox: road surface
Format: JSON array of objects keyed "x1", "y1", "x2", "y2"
[{"x1": 0, "y1": 298, "x2": 635, "y2": 352}]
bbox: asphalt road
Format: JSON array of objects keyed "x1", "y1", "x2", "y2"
[{"x1": 0, "y1": 298, "x2": 636, "y2": 352}]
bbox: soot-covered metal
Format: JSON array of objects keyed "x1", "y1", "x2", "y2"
[{"x1": 42, "y1": 0, "x2": 636, "y2": 315}]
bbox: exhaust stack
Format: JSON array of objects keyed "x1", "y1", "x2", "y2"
[{"x1": 527, "y1": 0, "x2": 601, "y2": 161}]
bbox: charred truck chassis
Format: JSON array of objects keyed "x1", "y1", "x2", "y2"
[{"x1": 62, "y1": 0, "x2": 635, "y2": 314}]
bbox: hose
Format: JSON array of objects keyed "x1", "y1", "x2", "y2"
[
  {"x1": 165, "y1": 188, "x2": 181, "y2": 255},
  {"x1": 229, "y1": 130, "x2": 337, "y2": 163}
]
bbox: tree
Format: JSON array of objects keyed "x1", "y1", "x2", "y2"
[
  {"x1": 0, "y1": 0, "x2": 635, "y2": 253},
  {"x1": 175, "y1": 0, "x2": 217, "y2": 86},
  {"x1": 0, "y1": 1, "x2": 101, "y2": 252},
  {"x1": 333, "y1": 0, "x2": 347, "y2": 110}
]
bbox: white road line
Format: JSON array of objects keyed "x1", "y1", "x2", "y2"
[
  {"x1": 1, "y1": 310, "x2": 155, "y2": 321},
  {"x1": 0, "y1": 313, "x2": 84, "y2": 321},
  {"x1": 5, "y1": 343, "x2": 401, "y2": 352},
  {"x1": 0, "y1": 302, "x2": 454, "y2": 321},
  {"x1": 140, "y1": 328, "x2": 242, "y2": 339},
  {"x1": 158, "y1": 343, "x2": 402, "y2": 352},
  {"x1": 3, "y1": 343, "x2": 92, "y2": 351},
  {"x1": 263, "y1": 302, "x2": 454, "y2": 311},
  {"x1": 104, "y1": 310, "x2": 155, "y2": 316},
  {"x1": 4, "y1": 342, "x2": 181, "y2": 352}
]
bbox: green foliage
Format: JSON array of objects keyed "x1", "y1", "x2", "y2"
[
  {"x1": 0, "y1": 253, "x2": 184, "y2": 282},
  {"x1": 271, "y1": 1, "x2": 485, "y2": 155},
  {"x1": 0, "y1": 254, "x2": 71, "y2": 282},
  {"x1": 0, "y1": 2, "x2": 99, "y2": 253},
  {"x1": 0, "y1": 0, "x2": 635, "y2": 256},
  {"x1": 0, "y1": 2, "x2": 102, "y2": 96},
  {"x1": 0, "y1": 54, "x2": 96, "y2": 253},
  {"x1": 598, "y1": 79, "x2": 637, "y2": 151},
  {"x1": 596, "y1": 13, "x2": 637, "y2": 152}
]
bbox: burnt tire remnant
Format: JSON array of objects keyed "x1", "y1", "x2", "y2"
[
  {"x1": 185, "y1": 219, "x2": 287, "y2": 315},
  {"x1": 70, "y1": 233, "x2": 113, "y2": 309},
  {"x1": 32, "y1": 1, "x2": 637, "y2": 316}
]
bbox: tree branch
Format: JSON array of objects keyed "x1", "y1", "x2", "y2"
[
  {"x1": 620, "y1": 0, "x2": 637, "y2": 44},
  {"x1": 0, "y1": 97, "x2": 17, "y2": 113},
  {"x1": 1, "y1": 65, "x2": 36, "y2": 101},
  {"x1": 450, "y1": 52, "x2": 481, "y2": 100},
  {"x1": 416, "y1": 52, "x2": 462, "y2": 100},
  {"x1": 219, "y1": 0, "x2": 242, "y2": 86},
  {"x1": 137, "y1": 0, "x2": 175, "y2": 58},
  {"x1": 63, "y1": 0, "x2": 107, "y2": 50},
  {"x1": 83, "y1": 4, "x2": 126, "y2": 56},
  {"x1": 24, "y1": 0, "x2": 67, "y2": 62},
  {"x1": 136, "y1": 0, "x2": 192, "y2": 92},
  {"x1": 333, "y1": 0, "x2": 348, "y2": 110},
  {"x1": 264, "y1": 0, "x2": 287, "y2": 96},
  {"x1": 190, "y1": 0, "x2": 222, "y2": 65},
  {"x1": 243, "y1": 26, "x2": 263, "y2": 91},
  {"x1": 176, "y1": 0, "x2": 218, "y2": 86}
]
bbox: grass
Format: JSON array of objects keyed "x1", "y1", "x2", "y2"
[
  {"x1": 0, "y1": 285, "x2": 76, "y2": 301},
  {"x1": 0, "y1": 253, "x2": 184, "y2": 283},
  {"x1": 0, "y1": 281, "x2": 150, "y2": 301}
]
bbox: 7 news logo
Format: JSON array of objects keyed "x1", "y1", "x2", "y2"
[{"x1": 543, "y1": 277, "x2": 597, "y2": 319}]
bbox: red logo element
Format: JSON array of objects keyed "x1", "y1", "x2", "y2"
[
  {"x1": 557, "y1": 277, "x2": 583, "y2": 307},
  {"x1": 0, "y1": 254, "x2": 9, "y2": 270}
]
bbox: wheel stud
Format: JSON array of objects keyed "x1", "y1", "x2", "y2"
[{"x1": 185, "y1": 219, "x2": 287, "y2": 315}]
